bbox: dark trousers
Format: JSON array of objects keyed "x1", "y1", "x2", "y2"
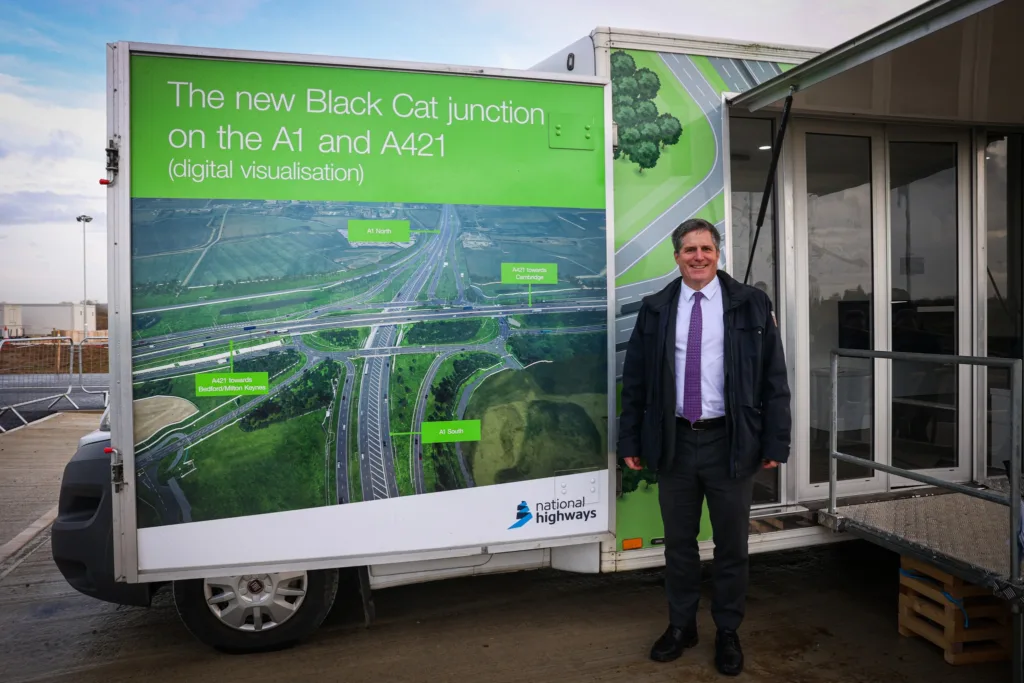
[{"x1": 658, "y1": 419, "x2": 755, "y2": 632}]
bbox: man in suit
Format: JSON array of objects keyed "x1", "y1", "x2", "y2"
[{"x1": 618, "y1": 218, "x2": 791, "y2": 676}]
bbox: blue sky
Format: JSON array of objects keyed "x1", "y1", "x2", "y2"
[{"x1": 0, "y1": 0, "x2": 921, "y2": 303}]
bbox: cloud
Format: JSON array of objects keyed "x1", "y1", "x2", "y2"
[
  {"x1": 462, "y1": 0, "x2": 924, "y2": 68},
  {"x1": 0, "y1": 56, "x2": 105, "y2": 101},
  {"x1": 0, "y1": 222, "x2": 107, "y2": 303},
  {"x1": 100, "y1": 0, "x2": 272, "y2": 25},
  {"x1": 0, "y1": 22, "x2": 68, "y2": 54},
  {"x1": 0, "y1": 192, "x2": 105, "y2": 226},
  {"x1": 0, "y1": 79, "x2": 106, "y2": 198}
]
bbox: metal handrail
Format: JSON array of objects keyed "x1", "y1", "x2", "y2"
[{"x1": 827, "y1": 347, "x2": 1022, "y2": 682}]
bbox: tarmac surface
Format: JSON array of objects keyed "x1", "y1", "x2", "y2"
[
  {"x1": 0, "y1": 411, "x2": 101, "y2": 558},
  {"x1": 0, "y1": 540, "x2": 1011, "y2": 681},
  {"x1": 0, "y1": 413, "x2": 1012, "y2": 683}
]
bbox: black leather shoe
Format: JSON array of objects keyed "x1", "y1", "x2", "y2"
[
  {"x1": 649, "y1": 623, "x2": 699, "y2": 662},
  {"x1": 715, "y1": 629, "x2": 744, "y2": 676}
]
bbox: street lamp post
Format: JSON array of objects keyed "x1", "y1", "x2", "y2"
[{"x1": 76, "y1": 215, "x2": 92, "y2": 344}]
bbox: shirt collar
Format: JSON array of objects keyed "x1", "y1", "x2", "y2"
[{"x1": 680, "y1": 274, "x2": 720, "y2": 303}]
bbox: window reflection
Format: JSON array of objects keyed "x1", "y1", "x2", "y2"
[
  {"x1": 805, "y1": 133, "x2": 875, "y2": 483},
  {"x1": 730, "y1": 118, "x2": 777, "y2": 303},
  {"x1": 730, "y1": 116, "x2": 779, "y2": 504},
  {"x1": 889, "y1": 142, "x2": 959, "y2": 472},
  {"x1": 986, "y1": 133, "x2": 1024, "y2": 476}
]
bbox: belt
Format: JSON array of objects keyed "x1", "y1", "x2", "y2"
[{"x1": 676, "y1": 415, "x2": 726, "y2": 430}]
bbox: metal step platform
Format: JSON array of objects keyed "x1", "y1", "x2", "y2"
[
  {"x1": 822, "y1": 348, "x2": 1023, "y2": 680},
  {"x1": 818, "y1": 488, "x2": 1024, "y2": 605}
]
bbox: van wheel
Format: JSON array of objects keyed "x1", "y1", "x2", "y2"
[{"x1": 172, "y1": 569, "x2": 339, "y2": 653}]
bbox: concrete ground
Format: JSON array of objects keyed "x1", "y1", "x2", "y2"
[
  {"x1": 0, "y1": 379, "x2": 107, "y2": 432},
  {"x1": 0, "y1": 411, "x2": 102, "y2": 561},
  {"x1": 0, "y1": 413, "x2": 1013, "y2": 683},
  {"x1": 1, "y1": 539, "x2": 1012, "y2": 682}
]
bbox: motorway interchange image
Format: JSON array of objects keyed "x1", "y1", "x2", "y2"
[{"x1": 127, "y1": 198, "x2": 609, "y2": 528}]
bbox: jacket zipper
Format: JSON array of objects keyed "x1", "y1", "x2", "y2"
[{"x1": 726, "y1": 308, "x2": 736, "y2": 478}]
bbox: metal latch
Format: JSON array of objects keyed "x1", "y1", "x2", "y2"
[
  {"x1": 100, "y1": 138, "x2": 119, "y2": 186},
  {"x1": 105, "y1": 446, "x2": 125, "y2": 491}
]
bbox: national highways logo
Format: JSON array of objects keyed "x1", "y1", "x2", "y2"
[
  {"x1": 509, "y1": 501, "x2": 533, "y2": 528},
  {"x1": 508, "y1": 498, "x2": 596, "y2": 529}
]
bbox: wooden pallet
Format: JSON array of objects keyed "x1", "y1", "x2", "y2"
[{"x1": 897, "y1": 556, "x2": 1010, "y2": 665}]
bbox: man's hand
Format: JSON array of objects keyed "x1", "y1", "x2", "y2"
[
  {"x1": 762, "y1": 460, "x2": 779, "y2": 469},
  {"x1": 623, "y1": 457, "x2": 642, "y2": 471}
]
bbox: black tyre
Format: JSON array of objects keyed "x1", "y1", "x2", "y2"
[{"x1": 172, "y1": 568, "x2": 339, "y2": 653}]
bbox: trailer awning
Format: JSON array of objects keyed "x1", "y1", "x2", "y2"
[{"x1": 729, "y1": 0, "x2": 1024, "y2": 126}]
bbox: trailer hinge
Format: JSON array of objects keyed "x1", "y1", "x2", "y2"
[
  {"x1": 101, "y1": 138, "x2": 119, "y2": 186},
  {"x1": 105, "y1": 446, "x2": 125, "y2": 491}
]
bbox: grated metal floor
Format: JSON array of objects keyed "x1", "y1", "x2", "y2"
[{"x1": 836, "y1": 493, "x2": 1017, "y2": 581}]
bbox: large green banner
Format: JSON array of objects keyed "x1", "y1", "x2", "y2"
[
  {"x1": 127, "y1": 51, "x2": 611, "y2": 559},
  {"x1": 130, "y1": 55, "x2": 605, "y2": 208}
]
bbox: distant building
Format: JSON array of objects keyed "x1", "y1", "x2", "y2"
[
  {"x1": 18, "y1": 303, "x2": 97, "y2": 340},
  {"x1": 1, "y1": 303, "x2": 23, "y2": 339}
]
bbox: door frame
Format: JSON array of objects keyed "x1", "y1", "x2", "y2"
[
  {"x1": 790, "y1": 118, "x2": 974, "y2": 501},
  {"x1": 791, "y1": 118, "x2": 889, "y2": 501}
]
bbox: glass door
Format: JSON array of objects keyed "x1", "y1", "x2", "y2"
[
  {"x1": 982, "y1": 132, "x2": 1024, "y2": 481},
  {"x1": 886, "y1": 128, "x2": 972, "y2": 488},
  {"x1": 792, "y1": 121, "x2": 974, "y2": 501},
  {"x1": 792, "y1": 121, "x2": 888, "y2": 500}
]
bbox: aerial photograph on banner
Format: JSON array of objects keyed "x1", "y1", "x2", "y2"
[{"x1": 129, "y1": 198, "x2": 609, "y2": 528}]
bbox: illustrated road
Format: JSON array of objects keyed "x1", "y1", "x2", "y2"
[
  {"x1": 133, "y1": 218, "x2": 433, "y2": 316},
  {"x1": 358, "y1": 325, "x2": 399, "y2": 501},
  {"x1": 126, "y1": 200, "x2": 608, "y2": 521},
  {"x1": 410, "y1": 351, "x2": 451, "y2": 495},
  {"x1": 610, "y1": 54, "x2": 785, "y2": 377},
  {"x1": 133, "y1": 352, "x2": 313, "y2": 525},
  {"x1": 614, "y1": 53, "x2": 725, "y2": 282},
  {"x1": 408, "y1": 315, "x2": 520, "y2": 494},
  {"x1": 707, "y1": 56, "x2": 783, "y2": 93},
  {"x1": 133, "y1": 299, "x2": 604, "y2": 362},
  {"x1": 335, "y1": 358, "x2": 355, "y2": 504},
  {"x1": 356, "y1": 204, "x2": 458, "y2": 501},
  {"x1": 613, "y1": 53, "x2": 728, "y2": 375}
]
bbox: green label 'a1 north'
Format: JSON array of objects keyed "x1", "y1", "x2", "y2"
[{"x1": 348, "y1": 220, "x2": 411, "y2": 242}]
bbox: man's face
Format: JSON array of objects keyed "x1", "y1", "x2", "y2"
[{"x1": 674, "y1": 229, "x2": 719, "y2": 289}]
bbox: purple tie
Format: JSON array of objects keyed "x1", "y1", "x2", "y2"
[{"x1": 682, "y1": 292, "x2": 703, "y2": 422}]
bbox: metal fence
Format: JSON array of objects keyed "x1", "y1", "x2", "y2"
[
  {"x1": 825, "y1": 348, "x2": 1022, "y2": 682},
  {"x1": 76, "y1": 335, "x2": 110, "y2": 405},
  {"x1": 0, "y1": 336, "x2": 79, "y2": 432},
  {"x1": 0, "y1": 336, "x2": 111, "y2": 432}
]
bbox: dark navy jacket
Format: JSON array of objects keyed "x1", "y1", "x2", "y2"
[{"x1": 617, "y1": 270, "x2": 791, "y2": 478}]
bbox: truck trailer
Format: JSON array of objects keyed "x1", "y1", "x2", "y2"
[{"x1": 53, "y1": 0, "x2": 1024, "y2": 665}]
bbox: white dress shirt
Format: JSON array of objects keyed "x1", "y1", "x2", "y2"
[{"x1": 675, "y1": 276, "x2": 726, "y2": 420}]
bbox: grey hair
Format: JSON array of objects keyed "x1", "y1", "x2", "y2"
[{"x1": 671, "y1": 218, "x2": 721, "y2": 253}]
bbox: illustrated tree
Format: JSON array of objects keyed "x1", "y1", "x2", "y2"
[{"x1": 610, "y1": 50, "x2": 684, "y2": 172}]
